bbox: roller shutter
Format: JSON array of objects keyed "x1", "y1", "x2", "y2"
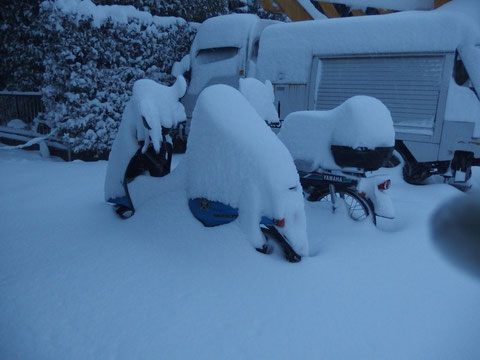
[{"x1": 315, "y1": 55, "x2": 446, "y2": 135}]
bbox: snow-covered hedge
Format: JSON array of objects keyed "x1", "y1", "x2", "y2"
[
  {"x1": 94, "y1": 0, "x2": 229, "y2": 23},
  {"x1": 0, "y1": 1, "x2": 45, "y2": 91},
  {"x1": 92, "y1": 0, "x2": 286, "y2": 22},
  {"x1": 36, "y1": 0, "x2": 195, "y2": 159}
]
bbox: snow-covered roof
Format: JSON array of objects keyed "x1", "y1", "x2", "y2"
[
  {"x1": 45, "y1": 0, "x2": 185, "y2": 28},
  {"x1": 257, "y1": 0, "x2": 480, "y2": 88},
  {"x1": 329, "y1": 0, "x2": 434, "y2": 11},
  {"x1": 192, "y1": 14, "x2": 261, "y2": 51}
]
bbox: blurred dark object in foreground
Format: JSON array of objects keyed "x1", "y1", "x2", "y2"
[{"x1": 431, "y1": 192, "x2": 480, "y2": 280}]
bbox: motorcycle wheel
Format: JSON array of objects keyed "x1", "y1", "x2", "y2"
[{"x1": 315, "y1": 188, "x2": 376, "y2": 225}]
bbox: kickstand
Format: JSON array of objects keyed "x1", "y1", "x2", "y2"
[
  {"x1": 329, "y1": 183, "x2": 337, "y2": 214},
  {"x1": 263, "y1": 225, "x2": 301, "y2": 263}
]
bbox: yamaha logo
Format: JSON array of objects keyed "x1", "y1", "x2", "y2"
[{"x1": 323, "y1": 175, "x2": 343, "y2": 182}]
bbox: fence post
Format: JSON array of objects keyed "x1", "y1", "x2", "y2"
[{"x1": 14, "y1": 95, "x2": 20, "y2": 121}]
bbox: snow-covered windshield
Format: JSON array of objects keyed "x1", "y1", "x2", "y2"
[{"x1": 196, "y1": 47, "x2": 240, "y2": 65}]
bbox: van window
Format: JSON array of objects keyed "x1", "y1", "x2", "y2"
[
  {"x1": 251, "y1": 40, "x2": 260, "y2": 63},
  {"x1": 454, "y1": 51, "x2": 478, "y2": 98},
  {"x1": 196, "y1": 47, "x2": 239, "y2": 65},
  {"x1": 454, "y1": 52, "x2": 469, "y2": 86}
]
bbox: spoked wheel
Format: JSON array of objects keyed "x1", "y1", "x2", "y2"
[{"x1": 315, "y1": 188, "x2": 376, "y2": 224}]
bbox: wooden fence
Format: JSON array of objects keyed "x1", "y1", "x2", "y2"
[
  {"x1": 0, "y1": 91, "x2": 72, "y2": 160},
  {"x1": 0, "y1": 91, "x2": 44, "y2": 128}
]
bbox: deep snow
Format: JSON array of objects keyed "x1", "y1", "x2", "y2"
[{"x1": 1, "y1": 149, "x2": 480, "y2": 359}]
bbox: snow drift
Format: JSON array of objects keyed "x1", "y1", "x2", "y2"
[
  {"x1": 185, "y1": 84, "x2": 308, "y2": 256},
  {"x1": 104, "y1": 76, "x2": 186, "y2": 205}
]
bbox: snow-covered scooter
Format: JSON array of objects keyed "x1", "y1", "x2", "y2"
[
  {"x1": 105, "y1": 76, "x2": 187, "y2": 218},
  {"x1": 279, "y1": 96, "x2": 396, "y2": 224},
  {"x1": 185, "y1": 82, "x2": 309, "y2": 263}
]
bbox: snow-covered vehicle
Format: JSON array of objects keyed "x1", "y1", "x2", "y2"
[
  {"x1": 178, "y1": 14, "x2": 277, "y2": 136},
  {"x1": 256, "y1": 0, "x2": 480, "y2": 184},
  {"x1": 279, "y1": 96, "x2": 395, "y2": 223},
  {"x1": 104, "y1": 76, "x2": 186, "y2": 218},
  {"x1": 185, "y1": 84, "x2": 308, "y2": 262}
]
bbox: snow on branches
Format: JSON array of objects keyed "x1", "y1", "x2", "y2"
[{"x1": 36, "y1": 0, "x2": 195, "y2": 159}]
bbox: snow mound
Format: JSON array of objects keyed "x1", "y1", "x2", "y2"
[
  {"x1": 193, "y1": 14, "x2": 259, "y2": 51},
  {"x1": 171, "y1": 55, "x2": 190, "y2": 78},
  {"x1": 185, "y1": 84, "x2": 308, "y2": 255},
  {"x1": 239, "y1": 78, "x2": 279, "y2": 126},
  {"x1": 132, "y1": 77, "x2": 186, "y2": 153},
  {"x1": 105, "y1": 77, "x2": 186, "y2": 204},
  {"x1": 331, "y1": 96, "x2": 394, "y2": 148},
  {"x1": 278, "y1": 96, "x2": 394, "y2": 171},
  {"x1": 6, "y1": 119, "x2": 27, "y2": 130}
]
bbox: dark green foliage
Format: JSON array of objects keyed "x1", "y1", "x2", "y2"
[{"x1": 0, "y1": 0, "x2": 45, "y2": 91}]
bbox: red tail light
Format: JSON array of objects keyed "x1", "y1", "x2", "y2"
[
  {"x1": 274, "y1": 218, "x2": 285, "y2": 227},
  {"x1": 378, "y1": 179, "x2": 391, "y2": 190}
]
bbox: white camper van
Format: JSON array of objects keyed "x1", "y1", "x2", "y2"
[
  {"x1": 180, "y1": 14, "x2": 277, "y2": 133},
  {"x1": 256, "y1": 0, "x2": 480, "y2": 184}
]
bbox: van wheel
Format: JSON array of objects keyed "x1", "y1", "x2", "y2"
[
  {"x1": 384, "y1": 151, "x2": 401, "y2": 168},
  {"x1": 402, "y1": 160, "x2": 430, "y2": 185}
]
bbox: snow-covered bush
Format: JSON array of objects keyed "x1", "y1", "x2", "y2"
[
  {"x1": 37, "y1": 0, "x2": 195, "y2": 159},
  {"x1": 93, "y1": 0, "x2": 286, "y2": 22},
  {"x1": 93, "y1": 0, "x2": 230, "y2": 23},
  {"x1": 185, "y1": 84, "x2": 308, "y2": 256},
  {"x1": 0, "y1": 1, "x2": 46, "y2": 91}
]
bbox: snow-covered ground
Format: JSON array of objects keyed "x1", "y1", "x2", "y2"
[{"x1": 1, "y1": 149, "x2": 480, "y2": 360}]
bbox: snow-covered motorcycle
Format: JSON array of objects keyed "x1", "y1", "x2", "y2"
[
  {"x1": 279, "y1": 95, "x2": 396, "y2": 224},
  {"x1": 185, "y1": 84, "x2": 309, "y2": 262},
  {"x1": 105, "y1": 76, "x2": 186, "y2": 218}
]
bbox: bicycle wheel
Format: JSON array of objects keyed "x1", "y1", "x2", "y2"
[{"x1": 317, "y1": 188, "x2": 375, "y2": 224}]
